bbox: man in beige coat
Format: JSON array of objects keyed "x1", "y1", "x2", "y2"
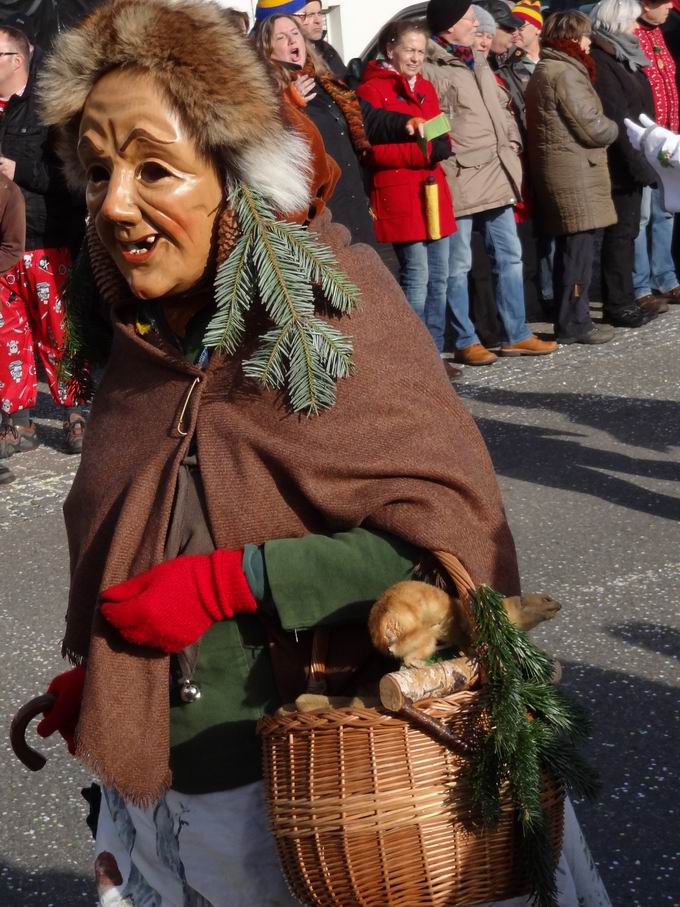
[{"x1": 423, "y1": 0, "x2": 556, "y2": 364}]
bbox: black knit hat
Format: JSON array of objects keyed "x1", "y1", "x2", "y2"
[{"x1": 426, "y1": 0, "x2": 472, "y2": 34}]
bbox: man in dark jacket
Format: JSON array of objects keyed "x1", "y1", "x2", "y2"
[
  {"x1": 0, "y1": 25, "x2": 86, "y2": 459},
  {"x1": 296, "y1": 1, "x2": 346, "y2": 78},
  {"x1": 591, "y1": 4, "x2": 662, "y2": 326}
]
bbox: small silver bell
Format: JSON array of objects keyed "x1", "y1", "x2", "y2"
[{"x1": 179, "y1": 680, "x2": 202, "y2": 703}]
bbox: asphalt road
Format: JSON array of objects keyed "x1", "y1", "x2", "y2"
[{"x1": 2, "y1": 308, "x2": 679, "y2": 907}]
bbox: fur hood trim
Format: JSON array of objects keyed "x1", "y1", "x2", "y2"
[{"x1": 37, "y1": 0, "x2": 311, "y2": 215}]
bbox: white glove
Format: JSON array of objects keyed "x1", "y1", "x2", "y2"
[{"x1": 624, "y1": 114, "x2": 680, "y2": 212}]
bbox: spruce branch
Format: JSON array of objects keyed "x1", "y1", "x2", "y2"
[
  {"x1": 204, "y1": 183, "x2": 359, "y2": 415},
  {"x1": 270, "y1": 222, "x2": 358, "y2": 314},
  {"x1": 467, "y1": 585, "x2": 599, "y2": 907},
  {"x1": 204, "y1": 231, "x2": 254, "y2": 353}
]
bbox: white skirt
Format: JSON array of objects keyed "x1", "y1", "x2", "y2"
[{"x1": 95, "y1": 782, "x2": 612, "y2": 907}]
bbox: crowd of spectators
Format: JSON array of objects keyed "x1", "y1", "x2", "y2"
[
  {"x1": 256, "y1": 0, "x2": 680, "y2": 365},
  {"x1": 0, "y1": 0, "x2": 679, "y2": 485},
  {"x1": 251, "y1": 0, "x2": 679, "y2": 365}
]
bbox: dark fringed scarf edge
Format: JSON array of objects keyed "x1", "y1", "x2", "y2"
[{"x1": 57, "y1": 238, "x2": 114, "y2": 403}]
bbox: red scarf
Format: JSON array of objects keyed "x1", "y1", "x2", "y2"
[
  {"x1": 635, "y1": 21, "x2": 678, "y2": 132},
  {"x1": 542, "y1": 38, "x2": 597, "y2": 83}
]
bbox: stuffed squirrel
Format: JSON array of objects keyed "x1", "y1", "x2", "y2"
[{"x1": 369, "y1": 580, "x2": 561, "y2": 666}]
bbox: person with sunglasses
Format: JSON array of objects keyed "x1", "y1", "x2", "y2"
[{"x1": 296, "y1": 1, "x2": 346, "y2": 78}]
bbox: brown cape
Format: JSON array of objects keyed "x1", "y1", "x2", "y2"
[{"x1": 64, "y1": 212, "x2": 520, "y2": 804}]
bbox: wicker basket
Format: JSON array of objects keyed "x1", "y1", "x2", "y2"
[{"x1": 257, "y1": 552, "x2": 565, "y2": 907}]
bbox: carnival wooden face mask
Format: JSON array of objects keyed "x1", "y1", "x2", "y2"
[{"x1": 78, "y1": 69, "x2": 223, "y2": 300}]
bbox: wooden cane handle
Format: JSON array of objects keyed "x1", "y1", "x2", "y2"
[
  {"x1": 10, "y1": 693, "x2": 56, "y2": 772},
  {"x1": 397, "y1": 700, "x2": 472, "y2": 757}
]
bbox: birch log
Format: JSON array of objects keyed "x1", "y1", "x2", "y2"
[{"x1": 379, "y1": 657, "x2": 477, "y2": 711}]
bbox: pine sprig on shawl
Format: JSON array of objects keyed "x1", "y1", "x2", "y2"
[
  {"x1": 203, "y1": 184, "x2": 359, "y2": 415},
  {"x1": 469, "y1": 586, "x2": 600, "y2": 907}
]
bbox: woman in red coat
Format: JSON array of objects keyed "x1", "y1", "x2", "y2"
[{"x1": 358, "y1": 19, "x2": 456, "y2": 353}]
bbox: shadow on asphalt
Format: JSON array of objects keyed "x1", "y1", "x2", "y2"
[
  {"x1": 460, "y1": 387, "x2": 679, "y2": 454},
  {"x1": 0, "y1": 863, "x2": 93, "y2": 905},
  {"x1": 606, "y1": 620, "x2": 680, "y2": 661},
  {"x1": 474, "y1": 416, "x2": 680, "y2": 521},
  {"x1": 559, "y1": 656, "x2": 679, "y2": 905}
]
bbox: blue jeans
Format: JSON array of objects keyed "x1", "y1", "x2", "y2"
[
  {"x1": 633, "y1": 185, "x2": 678, "y2": 298},
  {"x1": 447, "y1": 206, "x2": 531, "y2": 349},
  {"x1": 394, "y1": 236, "x2": 450, "y2": 352}
]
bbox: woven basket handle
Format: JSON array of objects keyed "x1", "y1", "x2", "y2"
[{"x1": 432, "y1": 550, "x2": 477, "y2": 601}]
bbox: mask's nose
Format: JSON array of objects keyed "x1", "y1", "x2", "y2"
[{"x1": 98, "y1": 167, "x2": 141, "y2": 226}]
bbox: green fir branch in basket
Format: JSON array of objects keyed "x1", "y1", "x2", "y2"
[
  {"x1": 57, "y1": 240, "x2": 113, "y2": 402},
  {"x1": 469, "y1": 585, "x2": 599, "y2": 907},
  {"x1": 203, "y1": 183, "x2": 360, "y2": 415}
]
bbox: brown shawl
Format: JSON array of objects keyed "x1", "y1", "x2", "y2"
[{"x1": 64, "y1": 212, "x2": 520, "y2": 804}]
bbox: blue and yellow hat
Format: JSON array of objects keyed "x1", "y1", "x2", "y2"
[{"x1": 255, "y1": 0, "x2": 306, "y2": 21}]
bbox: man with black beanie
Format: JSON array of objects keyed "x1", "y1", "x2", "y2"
[{"x1": 423, "y1": 0, "x2": 556, "y2": 364}]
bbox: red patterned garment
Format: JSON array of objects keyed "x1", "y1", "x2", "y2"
[
  {"x1": 636, "y1": 22, "x2": 679, "y2": 131},
  {"x1": 0, "y1": 247, "x2": 77, "y2": 416}
]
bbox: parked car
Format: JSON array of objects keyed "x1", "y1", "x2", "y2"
[{"x1": 345, "y1": 2, "x2": 427, "y2": 86}]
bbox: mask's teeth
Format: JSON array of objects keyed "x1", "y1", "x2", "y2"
[{"x1": 124, "y1": 236, "x2": 157, "y2": 253}]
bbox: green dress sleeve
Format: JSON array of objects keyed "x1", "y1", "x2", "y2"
[{"x1": 246, "y1": 527, "x2": 422, "y2": 631}]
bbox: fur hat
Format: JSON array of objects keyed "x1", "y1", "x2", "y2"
[
  {"x1": 426, "y1": 0, "x2": 472, "y2": 34},
  {"x1": 37, "y1": 0, "x2": 312, "y2": 215}
]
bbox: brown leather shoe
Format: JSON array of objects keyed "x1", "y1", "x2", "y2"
[
  {"x1": 453, "y1": 343, "x2": 497, "y2": 366},
  {"x1": 637, "y1": 294, "x2": 670, "y2": 313},
  {"x1": 662, "y1": 285, "x2": 680, "y2": 302},
  {"x1": 500, "y1": 336, "x2": 558, "y2": 357}
]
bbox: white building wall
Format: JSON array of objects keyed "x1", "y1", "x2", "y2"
[
  {"x1": 321, "y1": 2, "x2": 423, "y2": 62},
  {"x1": 214, "y1": 0, "x2": 421, "y2": 63}
]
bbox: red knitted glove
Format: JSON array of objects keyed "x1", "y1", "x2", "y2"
[
  {"x1": 99, "y1": 549, "x2": 257, "y2": 653},
  {"x1": 36, "y1": 665, "x2": 86, "y2": 755}
]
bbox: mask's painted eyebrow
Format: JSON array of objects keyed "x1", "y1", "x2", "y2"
[
  {"x1": 77, "y1": 133, "x2": 106, "y2": 157},
  {"x1": 120, "y1": 127, "x2": 176, "y2": 153}
]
